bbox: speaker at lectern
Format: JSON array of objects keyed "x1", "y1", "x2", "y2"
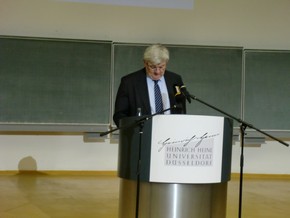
[{"x1": 118, "y1": 114, "x2": 233, "y2": 218}]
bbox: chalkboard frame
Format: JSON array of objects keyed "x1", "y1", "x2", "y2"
[{"x1": 0, "y1": 37, "x2": 289, "y2": 137}]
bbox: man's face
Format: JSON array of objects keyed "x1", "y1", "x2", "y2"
[{"x1": 144, "y1": 61, "x2": 167, "y2": 80}]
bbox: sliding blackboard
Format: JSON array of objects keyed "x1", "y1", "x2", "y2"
[
  {"x1": 244, "y1": 50, "x2": 290, "y2": 130},
  {"x1": 113, "y1": 43, "x2": 243, "y2": 126},
  {"x1": 0, "y1": 36, "x2": 111, "y2": 131},
  {"x1": 2, "y1": 38, "x2": 288, "y2": 133}
]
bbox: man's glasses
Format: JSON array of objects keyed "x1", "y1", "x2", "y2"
[{"x1": 147, "y1": 63, "x2": 166, "y2": 71}]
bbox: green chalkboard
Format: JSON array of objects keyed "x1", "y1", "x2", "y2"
[
  {"x1": 113, "y1": 43, "x2": 243, "y2": 126},
  {"x1": 244, "y1": 50, "x2": 290, "y2": 130},
  {"x1": 0, "y1": 36, "x2": 111, "y2": 131},
  {"x1": 2, "y1": 38, "x2": 288, "y2": 133}
]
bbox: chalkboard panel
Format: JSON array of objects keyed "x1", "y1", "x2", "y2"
[
  {"x1": 113, "y1": 43, "x2": 147, "y2": 98},
  {"x1": 0, "y1": 36, "x2": 111, "y2": 131},
  {"x1": 113, "y1": 43, "x2": 243, "y2": 126},
  {"x1": 244, "y1": 50, "x2": 290, "y2": 130}
]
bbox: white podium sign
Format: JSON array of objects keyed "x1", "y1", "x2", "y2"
[{"x1": 149, "y1": 115, "x2": 227, "y2": 184}]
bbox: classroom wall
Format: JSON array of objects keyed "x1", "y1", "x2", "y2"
[{"x1": 0, "y1": 0, "x2": 289, "y2": 174}]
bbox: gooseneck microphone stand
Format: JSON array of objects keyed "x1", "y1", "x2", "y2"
[
  {"x1": 181, "y1": 90, "x2": 289, "y2": 218},
  {"x1": 100, "y1": 106, "x2": 176, "y2": 218}
]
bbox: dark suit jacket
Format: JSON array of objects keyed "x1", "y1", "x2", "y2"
[{"x1": 113, "y1": 68, "x2": 185, "y2": 126}]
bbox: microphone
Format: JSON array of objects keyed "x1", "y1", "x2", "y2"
[
  {"x1": 174, "y1": 85, "x2": 181, "y2": 96},
  {"x1": 174, "y1": 85, "x2": 183, "y2": 102},
  {"x1": 173, "y1": 85, "x2": 185, "y2": 112},
  {"x1": 180, "y1": 85, "x2": 192, "y2": 103}
]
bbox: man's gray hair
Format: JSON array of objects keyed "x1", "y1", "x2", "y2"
[{"x1": 143, "y1": 44, "x2": 169, "y2": 64}]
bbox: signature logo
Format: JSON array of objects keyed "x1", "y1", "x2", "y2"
[{"x1": 157, "y1": 132, "x2": 219, "y2": 152}]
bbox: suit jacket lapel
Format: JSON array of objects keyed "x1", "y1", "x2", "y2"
[
  {"x1": 136, "y1": 69, "x2": 151, "y2": 114},
  {"x1": 164, "y1": 71, "x2": 175, "y2": 108}
]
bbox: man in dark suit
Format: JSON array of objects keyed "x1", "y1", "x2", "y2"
[{"x1": 113, "y1": 44, "x2": 186, "y2": 127}]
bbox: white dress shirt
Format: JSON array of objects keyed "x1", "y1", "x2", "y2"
[{"x1": 146, "y1": 76, "x2": 170, "y2": 115}]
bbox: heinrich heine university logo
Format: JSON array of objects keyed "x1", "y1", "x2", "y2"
[{"x1": 157, "y1": 132, "x2": 219, "y2": 167}]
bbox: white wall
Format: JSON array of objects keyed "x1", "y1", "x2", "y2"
[
  {"x1": 0, "y1": 135, "x2": 117, "y2": 171},
  {"x1": 0, "y1": 0, "x2": 289, "y2": 174},
  {"x1": 1, "y1": 0, "x2": 290, "y2": 49}
]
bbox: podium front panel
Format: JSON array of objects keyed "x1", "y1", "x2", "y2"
[
  {"x1": 149, "y1": 115, "x2": 232, "y2": 183},
  {"x1": 118, "y1": 115, "x2": 233, "y2": 184}
]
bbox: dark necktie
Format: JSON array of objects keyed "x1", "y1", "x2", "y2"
[{"x1": 154, "y1": 80, "x2": 163, "y2": 113}]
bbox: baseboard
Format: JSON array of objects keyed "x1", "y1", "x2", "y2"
[
  {"x1": 0, "y1": 170, "x2": 117, "y2": 176},
  {"x1": 231, "y1": 173, "x2": 290, "y2": 180},
  {"x1": 0, "y1": 171, "x2": 289, "y2": 180}
]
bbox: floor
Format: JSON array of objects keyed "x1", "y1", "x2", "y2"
[{"x1": 0, "y1": 173, "x2": 289, "y2": 218}]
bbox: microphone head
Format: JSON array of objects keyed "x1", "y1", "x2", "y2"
[
  {"x1": 174, "y1": 85, "x2": 185, "y2": 102},
  {"x1": 173, "y1": 84, "x2": 186, "y2": 114},
  {"x1": 174, "y1": 85, "x2": 181, "y2": 96},
  {"x1": 180, "y1": 85, "x2": 191, "y2": 103}
]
